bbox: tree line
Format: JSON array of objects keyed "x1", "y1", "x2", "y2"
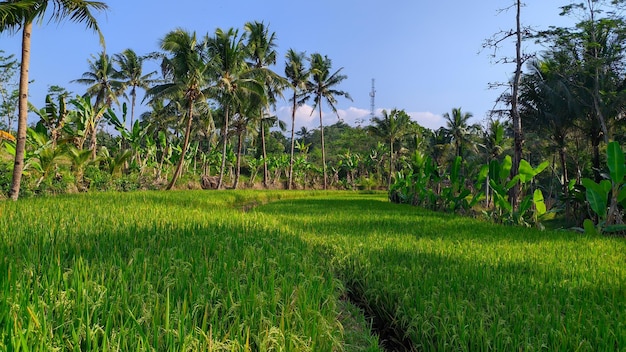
[{"x1": 2, "y1": 0, "x2": 626, "y2": 231}]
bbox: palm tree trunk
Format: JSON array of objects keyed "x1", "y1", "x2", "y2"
[
  {"x1": 166, "y1": 104, "x2": 194, "y2": 190},
  {"x1": 130, "y1": 88, "x2": 137, "y2": 128},
  {"x1": 288, "y1": 94, "x2": 297, "y2": 190},
  {"x1": 261, "y1": 111, "x2": 269, "y2": 188},
  {"x1": 558, "y1": 146, "x2": 570, "y2": 218},
  {"x1": 217, "y1": 105, "x2": 230, "y2": 189},
  {"x1": 9, "y1": 22, "x2": 33, "y2": 201},
  {"x1": 592, "y1": 136, "x2": 602, "y2": 182},
  {"x1": 388, "y1": 139, "x2": 394, "y2": 190},
  {"x1": 234, "y1": 131, "x2": 243, "y2": 189},
  {"x1": 319, "y1": 100, "x2": 327, "y2": 190},
  {"x1": 588, "y1": 6, "x2": 610, "y2": 146}
]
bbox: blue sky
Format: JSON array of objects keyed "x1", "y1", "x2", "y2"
[{"x1": 1, "y1": 0, "x2": 574, "y2": 131}]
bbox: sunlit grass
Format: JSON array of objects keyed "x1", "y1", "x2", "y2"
[
  {"x1": 2, "y1": 190, "x2": 624, "y2": 351},
  {"x1": 258, "y1": 194, "x2": 626, "y2": 351},
  {"x1": 0, "y1": 190, "x2": 380, "y2": 351}
]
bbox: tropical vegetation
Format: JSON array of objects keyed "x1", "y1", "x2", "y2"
[
  {"x1": 1, "y1": 191, "x2": 624, "y2": 350},
  {"x1": 1, "y1": 0, "x2": 626, "y2": 349}
]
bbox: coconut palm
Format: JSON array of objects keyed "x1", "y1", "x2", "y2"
[
  {"x1": 442, "y1": 107, "x2": 474, "y2": 159},
  {"x1": 285, "y1": 49, "x2": 310, "y2": 189},
  {"x1": 479, "y1": 118, "x2": 510, "y2": 208},
  {"x1": 244, "y1": 21, "x2": 287, "y2": 188},
  {"x1": 147, "y1": 29, "x2": 211, "y2": 190},
  {"x1": 368, "y1": 108, "x2": 412, "y2": 190},
  {"x1": 521, "y1": 56, "x2": 580, "y2": 205},
  {"x1": 230, "y1": 97, "x2": 259, "y2": 189},
  {"x1": 114, "y1": 48, "x2": 159, "y2": 127},
  {"x1": 207, "y1": 27, "x2": 264, "y2": 189},
  {"x1": 0, "y1": 0, "x2": 108, "y2": 200},
  {"x1": 73, "y1": 52, "x2": 125, "y2": 110},
  {"x1": 296, "y1": 126, "x2": 312, "y2": 144},
  {"x1": 308, "y1": 53, "x2": 352, "y2": 189}
]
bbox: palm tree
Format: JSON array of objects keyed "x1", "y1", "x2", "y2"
[
  {"x1": 207, "y1": 27, "x2": 264, "y2": 189},
  {"x1": 73, "y1": 51, "x2": 124, "y2": 157},
  {"x1": 442, "y1": 107, "x2": 474, "y2": 158},
  {"x1": 114, "y1": 48, "x2": 158, "y2": 127},
  {"x1": 521, "y1": 56, "x2": 579, "y2": 206},
  {"x1": 0, "y1": 0, "x2": 108, "y2": 200},
  {"x1": 244, "y1": 21, "x2": 287, "y2": 188},
  {"x1": 368, "y1": 108, "x2": 412, "y2": 190},
  {"x1": 285, "y1": 49, "x2": 310, "y2": 189},
  {"x1": 73, "y1": 51, "x2": 125, "y2": 110},
  {"x1": 308, "y1": 53, "x2": 351, "y2": 189},
  {"x1": 481, "y1": 118, "x2": 508, "y2": 162},
  {"x1": 147, "y1": 29, "x2": 210, "y2": 190},
  {"x1": 230, "y1": 98, "x2": 258, "y2": 189},
  {"x1": 296, "y1": 126, "x2": 312, "y2": 143}
]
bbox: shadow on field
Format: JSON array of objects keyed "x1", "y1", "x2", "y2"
[
  {"x1": 255, "y1": 197, "x2": 583, "y2": 244},
  {"x1": 255, "y1": 196, "x2": 626, "y2": 350}
]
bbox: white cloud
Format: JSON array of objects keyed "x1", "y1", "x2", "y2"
[
  {"x1": 273, "y1": 105, "x2": 446, "y2": 134},
  {"x1": 407, "y1": 111, "x2": 446, "y2": 130}
]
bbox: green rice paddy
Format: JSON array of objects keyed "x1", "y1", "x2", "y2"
[{"x1": 1, "y1": 191, "x2": 624, "y2": 351}]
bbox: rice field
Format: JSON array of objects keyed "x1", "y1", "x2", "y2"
[
  {"x1": 258, "y1": 195, "x2": 626, "y2": 351},
  {"x1": 1, "y1": 191, "x2": 625, "y2": 351}
]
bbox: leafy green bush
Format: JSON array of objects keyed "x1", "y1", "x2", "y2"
[
  {"x1": 581, "y1": 141, "x2": 626, "y2": 234},
  {"x1": 36, "y1": 170, "x2": 75, "y2": 195},
  {"x1": 112, "y1": 173, "x2": 139, "y2": 192},
  {"x1": 84, "y1": 164, "x2": 111, "y2": 191}
]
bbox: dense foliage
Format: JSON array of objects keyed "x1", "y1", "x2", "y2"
[{"x1": 1, "y1": 2, "x2": 626, "y2": 230}]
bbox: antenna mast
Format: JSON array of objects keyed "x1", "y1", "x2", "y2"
[{"x1": 369, "y1": 78, "x2": 376, "y2": 120}]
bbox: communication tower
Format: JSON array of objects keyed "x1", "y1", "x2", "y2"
[{"x1": 369, "y1": 78, "x2": 376, "y2": 120}]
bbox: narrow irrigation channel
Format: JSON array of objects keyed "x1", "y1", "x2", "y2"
[{"x1": 345, "y1": 283, "x2": 415, "y2": 351}]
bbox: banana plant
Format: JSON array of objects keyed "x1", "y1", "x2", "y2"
[
  {"x1": 581, "y1": 141, "x2": 626, "y2": 234},
  {"x1": 98, "y1": 147, "x2": 133, "y2": 177},
  {"x1": 29, "y1": 94, "x2": 70, "y2": 148},
  {"x1": 338, "y1": 150, "x2": 360, "y2": 188},
  {"x1": 247, "y1": 157, "x2": 263, "y2": 186},
  {"x1": 487, "y1": 155, "x2": 549, "y2": 226},
  {"x1": 390, "y1": 152, "x2": 429, "y2": 207},
  {"x1": 106, "y1": 105, "x2": 151, "y2": 171},
  {"x1": 7, "y1": 127, "x2": 65, "y2": 189},
  {"x1": 68, "y1": 95, "x2": 107, "y2": 158},
  {"x1": 65, "y1": 145, "x2": 93, "y2": 190},
  {"x1": 440, "y1": 156, "x2": 478, "y2": 212}
]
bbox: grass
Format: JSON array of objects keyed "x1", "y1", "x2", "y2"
[
  {"x1": 0, "y1": 190, "x2": 379, "y2": 351},
  {"x1": 257, "y1": 194, "x2": 626, "y2": 351},
  {"x1": 1, "y1": 190, "x2": 625, "y2": 351}
]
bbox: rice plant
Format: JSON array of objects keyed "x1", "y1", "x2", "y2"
[
  {"x1": 258, "y1": 193, "x2": 626, "y2": 351},
  {"x1": 0, "y1": 190, "x2": 379, "y2": 351},
  {"x1": 3, "y1": 190, "x2": 623, "y2": 351}
]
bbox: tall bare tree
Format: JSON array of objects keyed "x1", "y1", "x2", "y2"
[{"x1": 483, "y1": 0, "x2": 531, "y2": 209}]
